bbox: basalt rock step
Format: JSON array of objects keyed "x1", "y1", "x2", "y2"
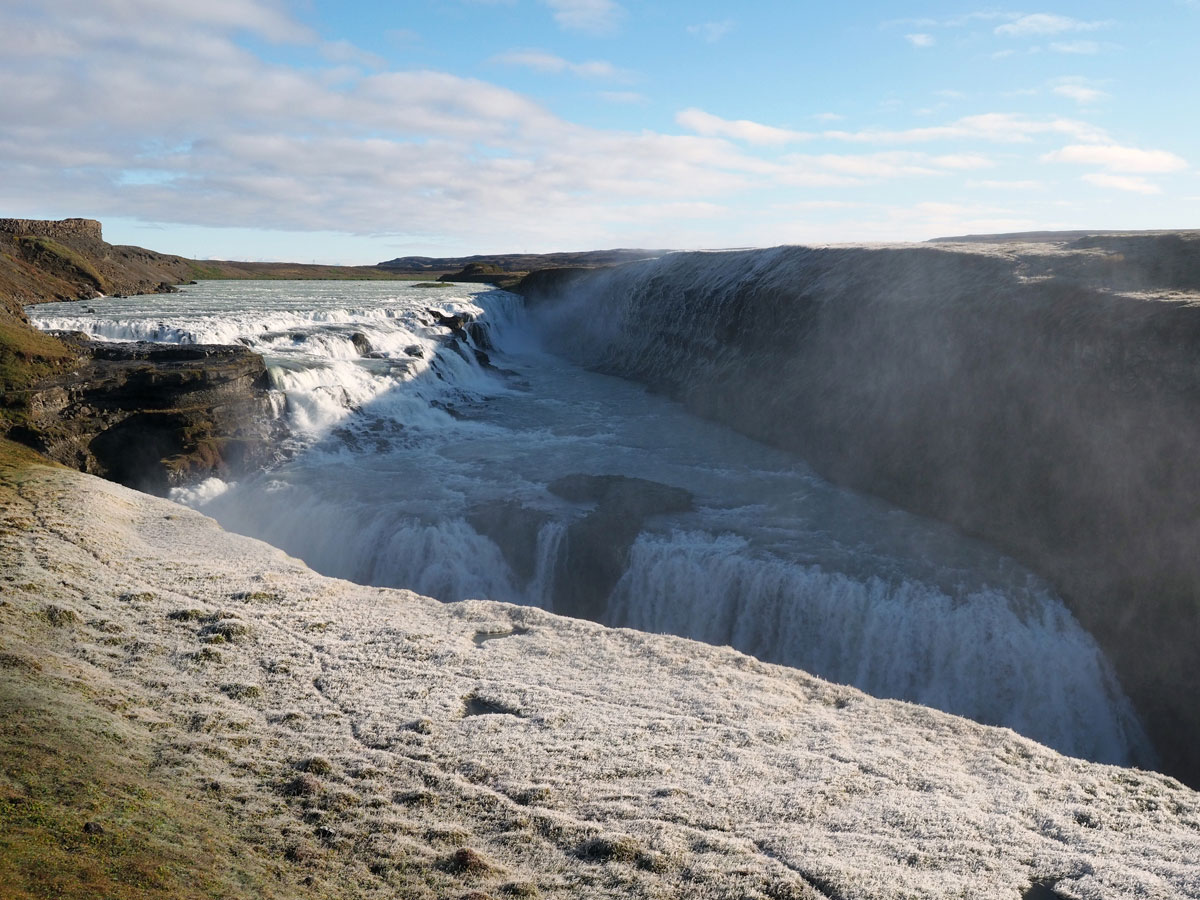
[
  {"x1": 12, "y1": 334, "x2": 279, "y2": 494},
  {"x1": 549, "y1": 474, "x2": 693, "y2": 622}
]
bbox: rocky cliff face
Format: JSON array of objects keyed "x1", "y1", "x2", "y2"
[
  {"x1": 0, "y1": 217, "x2": 104, "y2": 242},
  {"x1": 12, "y1": 335, "x2": 278, "y2": 494},
  {"x1": 0, "y1": 217, "x2": 194, "y2": 315},
  {"x1": 515, "y1": 236, "x2": 1200, "y2": 788}
]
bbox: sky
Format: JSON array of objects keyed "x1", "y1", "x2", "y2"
[{"x1": 1, "y1": 0, "x2": 1196, "y2": 263}]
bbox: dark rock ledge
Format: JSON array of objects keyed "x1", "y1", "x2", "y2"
[{"x1": 10, "y1": 333, "x2": 280, "y2": 494}]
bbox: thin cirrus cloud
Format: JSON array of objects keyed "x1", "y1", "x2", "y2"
[
  {"x1": 1043, "y1": 144, "x2": 1188, "y2": 172},
  {"x1": 994, "y1": 14, "x2": 1110, "y2": 37},
  {"x1": 1082, "y1": 173, "x2": 1162, "y2": 194},
  {"x1": 823, "y1": 113, "x2": 1108, "y2": 145},
  {"x1": 540, "y1": 0, "x2": 625, "y2": 35},
  {"x1": 675, "y1": 109, "x2": 1111, "y2": 148},
  {"x1": 1050, "y1": 40, "x2": 1103, "y2": 54},
  {"x1": 493, "y1": 50, "x2": 630, "y2": 80},
  {"x1": 905, "y1": 33, "x2": 936, "y2": 48},
  {"x1": 1051, "y1": 80, "x2": 1108, "y2": 104},
  {"x1": 687, "y1": 20, "x2": 735, "y2": 42},
  {"x1": 675, "y1": 108, "x2": 813, "y2": 146}
]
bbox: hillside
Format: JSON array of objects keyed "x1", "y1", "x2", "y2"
[
  {"x1": 0, "y1": 219, "x2": 195, "y2": 441},
  {"x1": 2, "y1": 453, "x2": 1197, "y2": 900},
  {"x1": 378, "y1": 249, "x2": 667, "y2": 272}
]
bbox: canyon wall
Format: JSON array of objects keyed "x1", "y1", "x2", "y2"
[{"x1": 516, "y1": 236, "x2": 1200, "y2": 787}]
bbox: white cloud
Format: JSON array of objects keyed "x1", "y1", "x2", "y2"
[
  {"x1": 931, "y1": 153, "x2": 994, "y2": 170},
  {"x1": 824, "y1": 113, "x2": 1108, "y2": 145},
  {"x1": 969, "y1": 179, "x2": 1043, "y2": 190},
  {"x1": 676, "y1": 108, "x2": 812, "y2": 145},
  {"x1": 1050, "y1": 40, "x2": 1102, "y2": 54},
  {"x1": 493, "y1": 50, "x2": 628, "y2": 80},
  {"x1": 813, "y1": 112, "x2": 845, "y2": 122},
  {"x1": 687, "y1": 20, "x2": 735, "y2": 42},
  {"x1": 540, "y1": 0, "x2": 624, "y2": 35},
  {"x1": 995, "y1": 14, "x2": 1109, "y2": 37},
  {"x1": 906, "y1": 33, "x2": 936, "y2": 47},
  {"x1": 1043, "y1": 144, "x2": 1187, "y2": 173},
  {"x1": 798, "y1": 153, "x2": 938, "y2": 178},
  {"x1": 1051, "y1": 80, "x2": 1107, "y2": 104},
  {"x1": 776, "y1": 151, "x2": 994, "y2": 182},
  {"x1": 1082, "y1": 173, "x2": 1162, "y2": 194}
]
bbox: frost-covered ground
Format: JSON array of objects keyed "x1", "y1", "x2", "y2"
[{"x1": 2, "y1": 464, "x2": 1198, "y2": 899}]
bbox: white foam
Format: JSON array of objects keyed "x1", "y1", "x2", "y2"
[{"x1": 168, "y1": 476, "x2": 232, "y2": 507}]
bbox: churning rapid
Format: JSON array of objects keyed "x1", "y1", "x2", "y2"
[{"x1": 31, "y1": 278, "x2": 1154, "y2": 767}]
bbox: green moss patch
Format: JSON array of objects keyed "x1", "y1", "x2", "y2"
[
  {"x1": 14, "y1": 235, "x2": 107, "y2": 292},
  {"x1": 0, "y1": 670, "x2": 283, "y2": 900}
]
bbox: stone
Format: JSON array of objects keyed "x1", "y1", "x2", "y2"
[
  {"x1": 549, "y1": 474, "x2": 692, "y2": 622},
  {"x1": 17, "y1": 336, "x2": 279, "y2": 494}
]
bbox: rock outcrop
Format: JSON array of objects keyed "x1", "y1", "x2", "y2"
[
  {"x1": 466, "y1": 475, "x2": 694, "y2": 620},
  {"x1": 549, "y1": 474, "x2": 693, "y2": 621},
  {"x1": 11, "y1": 335, "x2": 278, "y2": 493},
  {"x1": 515, "y1": 236, "x2": 1200, "y2": 788},
  {"x1": 0, "y1": 217, "x2": 104, "y2": 242}
]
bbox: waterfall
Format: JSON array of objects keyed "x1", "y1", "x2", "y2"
[{"x1": 30, "y1": 273, "x2": 1160, "y2": 769}]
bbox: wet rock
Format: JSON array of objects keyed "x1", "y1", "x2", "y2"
[
  {"x1": 550, "y1": 474, "x2": 692, "y2": 622},
  {"x1": 350, "y1": 332, "x2": 373, "y2": 356},
  {"x1": 16, "y1": 336, "x2": 280, "y2": 494},
  {"x1": 428, "y1": 309, "x2": 474, "y2": 346},
  {"x1": 466, "y1": 321, "x2": 493, "y2": 351},
  {"x1": 549, "y1": 474, "x2": 693, "y2": 518},
  {"x1": 467, "y1": 500, "x2": 551, "y2": 583}
]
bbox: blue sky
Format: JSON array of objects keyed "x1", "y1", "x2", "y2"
[{"x1": 1, "y1": 0, "x2": 1196, "y2": 262}]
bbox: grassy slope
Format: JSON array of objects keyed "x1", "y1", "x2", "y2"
[
  {"x1": 184, "y1": 260, "x2": 434, "y2": 281},
  {"x1": 0, "y1": 442, "x2": 287, "y2": 900},
  {"x1": 0, "y1": 319, "x2": 78, "y2": 435}
]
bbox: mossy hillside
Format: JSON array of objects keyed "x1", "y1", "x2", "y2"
[
  {"x1": 0, "y1": 459, "x2": 281, "y2": 899},
  {"x1": 0, "y1": 670, "x2": 289, "y2": 900},
  {"x1": 0, "y1": 320, "x2": 77, "y2": 433},
  {"x1": 15, "y1": 235, "x2": 108, "y2": 293}
]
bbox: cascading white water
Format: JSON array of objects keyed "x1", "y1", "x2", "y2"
[
  {"x1": 29, "y1": 278, "x2": 1156, "y2": 767},
  {"x1": 608, "y1": 530, "x2": 1140, "y2": 763}
]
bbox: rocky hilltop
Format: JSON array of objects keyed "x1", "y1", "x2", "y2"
[
  {"x1": 0, "y1": 218, "x2": 193, "y2": 311},
  {"x1": 515, "y1": 233, "x2": 1200, "y2": 790}
]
